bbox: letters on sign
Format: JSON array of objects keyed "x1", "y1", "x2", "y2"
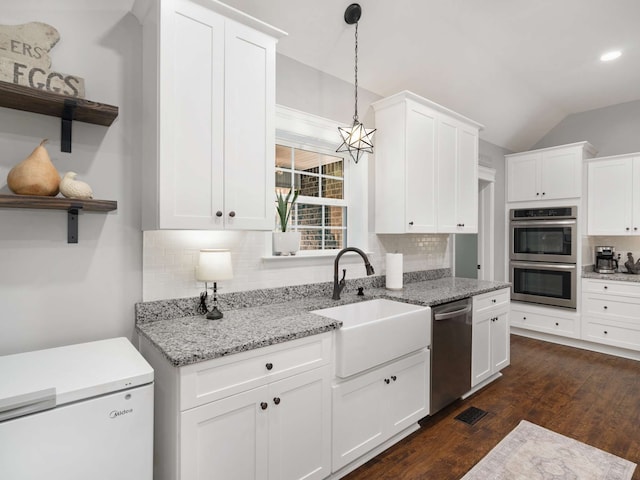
[{"x1": 0, "y1": 22, "x2": 86, "y2": 98}]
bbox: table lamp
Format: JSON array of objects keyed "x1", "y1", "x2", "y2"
[{"x1": 196, "y1": 249, "x2": 233, "y2": 320}]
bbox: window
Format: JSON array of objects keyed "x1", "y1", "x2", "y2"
[{"x1": 275, "y1": 144, "x2": 348, "y2": 251}]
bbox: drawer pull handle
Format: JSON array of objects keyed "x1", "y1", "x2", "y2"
[
  {"x1": 273, "y1": 397, "x2": 281, "y2": 405},
  {"x1": 216, "y1": 211, "x2": 223, "y2": 217},
  {"x1": 265, "y1": 363, "x2": 273, "y2": 370},
  {"x1": 409, "y1": 221, "x2": 414, "y2": 226},
  {"x1": 492, "y1": 299, "x2": 496, "y2": 303},
  {"x1": 228, "y1": 211, "x2": 236, "y2": 217},
  {"x1": 391, "y1": 375, "x2": 397, "y2": 382},
  {"x1": 384, "y1": 378, "x2": 390, "y2": 384},
  {"x1": 260, "y1": 402, "x2": 268, "y2": 410}
]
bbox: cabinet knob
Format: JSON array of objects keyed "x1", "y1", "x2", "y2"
[
  {"x1": 215, "y1": 211, "x2": 223, "y2": 217},
  {"x1": 523, "y1": 316, "x2": 527, "y2": 320},
  {"x1": 603, "y1": 306, "x2": 608, "y2": 310},
  {"x1": 391, "y1": 375, "x2": 397, "y2": 382},
  {"x1": 635, "y1": 227, "x2": 638, "y2": 231},
  {"x1": 604, "y1": 330, "x2": 608, "y2": 335},
  {"x1": 228, "y1": 211, "x2": 236, "y2": 218},
  {"x1": 542, "y1": 192, "x2": 546, "y2": 196},
  {"x1": 260, "y1": 402, "x2": 268, "y2": 410},
  {"x1": 384, "y1": 378, "x2": 390, "y2": 384},
  {"x1": 604, "y1": 285, "x2": 608, "y2": 290},
  {"x1": 536, "y1": 192, "x2": 540, "y2": 196},
  {"x1": 265, "y1": 362, "x2": 273, "y2": 370},
  {"x1": 409, "y1": 221, "x2": 414, "y2": 226},
  {"x1": 273, "y1": 397, "x2": 281, "y2": 405},
  {"x1": 555, "y1": 322, "x2": 559, "y2": 326},
  {"x1": 492, "y1": 299, "x2": 496, "y2": 303},
  {"x1": 626, "y1": 227, "x2": 630, "y2": 231}
]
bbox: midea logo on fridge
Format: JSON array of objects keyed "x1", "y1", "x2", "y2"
[{"x1": 109, "y1": 408, "x2": 133, "y2": 419}]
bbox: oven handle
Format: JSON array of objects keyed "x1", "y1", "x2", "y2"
[
  {"x1": 510, "y1": 261, "x2": 576, "y2": 271},
  {"x1": 510, "y1": 219, "x2": 576, "y2": 228}
]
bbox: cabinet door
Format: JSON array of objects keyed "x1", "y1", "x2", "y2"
[
  {"x1": 587, "y1": 158, "x2": 632, "y2": 235},
  {"x1": 507, "y1": 153, "x2": 539, "y2": 202},
  {"x1": 632, "y1": 157, "x2": 640, "y2": 233},
  {"x1": 405, "y1": 103, "x2": 437, "y2": 232},
  {"x1": 455, "y1": 126, "x2": 478, "y2": 232},
  {"x1": 180, "y1": 386, "x2": 268, "y2": 480},
  {"x1": 471, "y1": 313, "x2": 492, "y2": 387},
  {"x1": 224, "y1": 22, "x2": 276, "y2": 230},
  {"x1": 268, "y1": 367, "x2": 331, "y2": 480},
  {"x1": 332, "y1": 370, "x2": 386, "y2": 471},
  {"x1": 159, "y1": 0, "x2": 225, "y2": 229},
  {"x1": 540, "y1": 148, "x2": 581, "y2": 199},
  {"x1": 436, "y1": 117, "x2": 458, "y2": 231},
  {"x1": 386, "y1": 350, "x2": 429, "y2": 435},
  {"x1": 491, "y1": 310, "x2": 510, "y2": 372}
]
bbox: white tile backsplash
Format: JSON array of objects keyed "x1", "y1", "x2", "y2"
[{"x1": 142, "y1": 230, "x2": 451, "y2": 301}]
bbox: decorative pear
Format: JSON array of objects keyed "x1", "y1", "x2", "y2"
[
  {"x1": 60, "y1": 172, "x2": 93, "y2": 199},
  {"x1": 7, "y1": 139, "x2": 60, "y2": 196}
]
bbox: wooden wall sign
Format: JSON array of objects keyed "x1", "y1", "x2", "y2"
[{"x1": 0, "y1": 22, "x2": 85, "y2": 98}]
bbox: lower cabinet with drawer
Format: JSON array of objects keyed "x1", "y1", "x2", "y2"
[
  {"x1": 510, "y1": 303, "x2": 580, "y2": 339},
  {"x1": 582, "y1": 279, "x2": 640, "y2": 351},
  {"x1": 471, "y1": 288, "x2": 510, "y2": 387},
  {"x1": 139, "y1": 332, "x2": 333, "y2": 480}
]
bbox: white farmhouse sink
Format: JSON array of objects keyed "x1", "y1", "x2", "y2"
[{"x1": 312, "y1": 299, "x2": 431, "y2": 378}]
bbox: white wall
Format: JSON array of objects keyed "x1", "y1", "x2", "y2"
[{"x1": 0, "y1": 3, "x2": 141, "y2": 355}]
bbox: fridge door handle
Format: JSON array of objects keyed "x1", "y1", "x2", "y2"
[
  {"x1": 434, "y1": 305, "x2": 472, "y2": 321},
  {"x1": 0, "y1": 388, "x2": 56, "y2": 422}
]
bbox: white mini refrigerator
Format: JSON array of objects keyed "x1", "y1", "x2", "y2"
[{"x1": 0, "y1": 337, "x2": 154, "y2": 479}]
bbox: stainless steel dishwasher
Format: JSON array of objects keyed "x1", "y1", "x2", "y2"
[{"x1": 430, "y1": 297, "x2": 472, "y2": 415}]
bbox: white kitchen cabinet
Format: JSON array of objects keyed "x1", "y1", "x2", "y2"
[
  {"x1": 332, "y1": 349, "x2": 429, "y2": 471},
  {"x1": 133, "y1": 0, "x2": 285, "y2": 230},
  {"x1": 372, "y1": 91, "x2": 482, "y2": 234},
  {"x1": 587, "y1": 153, "x2": 640, "y2": 235},
  {"x1": 139, "y1": 332, "x2": 332, "y2": 480},
  {"x1": 582, "y1": 279, "x2": 640, "y2": 351},
  {"x1": 181, "y1": 366, "x2": 331, "y2": 480},
  {"x1": 506, "y1": 142, "x2": 596, "y2": 202},
  {"x1": 510, "y1": 303, "x2": 581, "y2": 339},
  {"x1": 471, "y1": 289, "x2": 510, "y2": 387}
]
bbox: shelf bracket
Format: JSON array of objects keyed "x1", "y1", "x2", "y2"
[
  {"x1": 61, "y1": 99, "x2": 77, "y2": 153},
  {"x1": 67, "y1": 206, "x2": 82, "y2": 243}
]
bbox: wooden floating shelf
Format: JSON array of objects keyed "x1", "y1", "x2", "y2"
[
  {"x1": 0, "y1": 81, "x2": 119, "y2": 126},
  {"x1": 0, "y1": 194, "x2": 117, "y2": 243},
  {"x1": 0, "y1": 194, "x2": 117, "y2": 211}
]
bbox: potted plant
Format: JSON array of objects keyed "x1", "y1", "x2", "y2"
[{"x1": 273, "y1": 189, "x2": 301, "y2": 255}]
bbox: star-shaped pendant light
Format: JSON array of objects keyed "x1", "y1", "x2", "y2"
[{"x1": 337, "y1": 3, "x2": 375, "y2": 164}]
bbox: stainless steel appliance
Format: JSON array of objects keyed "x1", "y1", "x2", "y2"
[
  {"x1": 510, "y1": 261, "x2": 577, "y2": 309},
  {"x1": 430, "y1": 298, "x2": 472, "y2": 415},
  {"x1": 595, "y1": 246, "x2": 618, "y2": 273},
  {"x1": 510, "y1": 206, "x2": 577, "y2": 263},
  {"x1": 509, "y1": 206, "x2": 577, "y2": 309}
]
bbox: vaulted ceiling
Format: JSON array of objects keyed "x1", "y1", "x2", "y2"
[{"x1": 222, "y1": 0, "x2": 640, "y2": 152}]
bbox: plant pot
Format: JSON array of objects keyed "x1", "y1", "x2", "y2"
[{"x1": 273, "y1": 231, "x2": 301, "y2": 256}]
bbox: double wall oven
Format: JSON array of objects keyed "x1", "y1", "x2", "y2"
[{"x1": 509, "y1": 207, "x2": 577, "y2": 309}]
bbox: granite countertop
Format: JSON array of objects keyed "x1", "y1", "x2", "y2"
[
  {"x1": 582, "y1": 271, "x2": 640, "y2": 282},
  {"x1": 136, "y1": 276, "x2": 510, "y2": 367}
]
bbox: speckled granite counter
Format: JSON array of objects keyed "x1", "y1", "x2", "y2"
[
  {"x1": 136, "y1": 274, "x2": 510, "y2": 367},
  {"x1": 582, "y1": 271, "x2": 640, "y2": 283}
]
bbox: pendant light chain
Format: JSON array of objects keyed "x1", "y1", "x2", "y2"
[{"x1": 353, "y1": 21, "x2": 359, "y2": 123}]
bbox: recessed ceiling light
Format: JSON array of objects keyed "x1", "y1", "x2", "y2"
[{"x1": 600, "y1": 50, "x2": 622, "y2": 62}]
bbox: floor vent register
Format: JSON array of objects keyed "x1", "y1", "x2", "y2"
[{"x1": 455, "y1": 407, "x2": 488, "y2": 426}]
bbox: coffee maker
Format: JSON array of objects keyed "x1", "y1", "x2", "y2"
[{"x1": 594, "y1": 246, "x2": 618, "y2": 273}]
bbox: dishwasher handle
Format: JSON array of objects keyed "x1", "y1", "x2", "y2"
[{"x1": 434, "y1": 304, "x2": 472, "y2": 321}]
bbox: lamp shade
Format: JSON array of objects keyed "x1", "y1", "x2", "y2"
[{"x1": 196, "y1": 249, "x2": 233, "y2": 281}]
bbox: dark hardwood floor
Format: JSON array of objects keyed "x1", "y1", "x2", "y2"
[{"x1": 343, "y1": 335, "x2": 640, "y2": 480}]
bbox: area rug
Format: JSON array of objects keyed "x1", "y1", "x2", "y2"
[{"x1": 461, "y1": 420, "x2": 636, "y2": 480}]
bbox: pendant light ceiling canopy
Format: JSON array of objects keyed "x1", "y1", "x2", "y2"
[{"x1": 336, "y1": 3, "x2": 375, "y2": 164}]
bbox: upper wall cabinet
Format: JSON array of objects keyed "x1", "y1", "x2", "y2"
[
  {"x1": 506, "y1": 142, "x2": 596, "y2": 203},
  {"x1": 587, "y1": 153, "x2": 640, "y2": 235},
  {"x1": 133, "y1": 0, "x2": 286, "y2": 230},
  {"x1": 372, "y1": 91, "x2": 483, "y2": 234}
]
